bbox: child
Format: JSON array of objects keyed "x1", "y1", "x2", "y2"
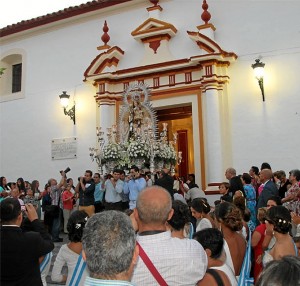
[{"x1": 219, "y1": 182, "x2": 232, "y2": 203}]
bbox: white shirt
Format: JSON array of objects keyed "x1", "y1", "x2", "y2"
[
  {"x1": 211, "y1": 262, "x2": 237, "y2": 286},
  {"x1": 104, "y1": 179, "x2": 124, "y2": 203},
  {"x1": 196, "y1": 218, "x2": 212, "y2": 232},
  {"x1": 132, "y1": 230, "x2": 207, "y2": 286},
  {"x1": 185, "y1": 187, "x2": 206, "y2": 201},
  {"x1": 51, "y1": 244, "x2": 87, "y2": 286}
]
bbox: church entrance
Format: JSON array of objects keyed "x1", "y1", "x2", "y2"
[{"x1": 156, "y1": 104, "x2": 193, "y2": 181}]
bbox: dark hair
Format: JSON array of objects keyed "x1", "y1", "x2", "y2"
[
  {"x1": 191, "y1": 198, "x2": 210, "y2": 214},
  {"x1": 273, "y1": 170, "x2": 286, "y2": 180},
  {"x1": 193, "y1": 228, "x2": 224, "y2": 259},
  {"x1": 112, "y1": 168, "x2": 122, "y2": 174},
  {"x1": 167, "y1": 200, "x2": 191, "y2": 231},
  {"x1": 267, "y1": 196, "x2": 282, "y2": 206},
  {"x1": 31, "y1": 180, "x2": 39, "y2": 193},
  {"x1": 188, "y1": 174, "x2": 195, "y2": 181},
  {"x1": 219, "y1": 182, "x2": 230, "y2": 190},
  {"x1": 233, "y1": 196, "x2": 246, "y2": 214},
  {"x1": 261, "y1": 162, "x2": 271, "y2": 171},
  {"x1": 0, "y1": 198, "x2": 21, "y2": 223},
  {"x1": 216, "y1": 202, "x2": 243, "y2": 231},
  {"x1": 85, "y1": 170, "x2": 93, "y2": 177},
  {"x1": 17, "y1": 178, "x2": 25, "y2": 191},
  {"x1": 0, "y1": 177, "x2": 6, "y2": 188},
  {"x1": 256, "y1": 256, "x2": 300, "y2": 286},
  {"x1": 251, "y1": 166, "x2": 259, "y2": 175},
  {"x1": 266, "y1": 206, "x2": 291, "y2": 234},
  {"x1": 130, "y1": 165, "x2": 139, "y2": 172},
  {"x1": 67, "y1": 210, "x2": 89, "y2": 242},
  {"x1": 242, "y1": 173, "x2": 252, "y2": 184}
]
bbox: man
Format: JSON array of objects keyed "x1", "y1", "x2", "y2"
[
  {"x1": 103, "y1": 168, "x2": 124, "y2": 211},
  {"x1": 257, "y1": 168, "x2": 278, "y2": 208},
  {"x1": 120, "y1": 170, "x2": 130, "y2": 210},
  {"x1": 82, "y1": 211, "x2": 138, "y2": 285},
  {"x1": 48, "y1": 171, "x2": 66, "y2": 242},
  {"x1": 124, "y1": 165, "x2": 146, "y2": 209},
  {"x1": 132, "y1": 186, "x2": 207, "y2": 285},
  {"x1": 183, "y1": 184, "x2": 206, "y2": 202},
  {"x1": 75, "y1": 170, "x2": 95, "y2": 217},
  {"x1": 225, "y1": 167, "x2": 244, "y2": 197},
  {"x1": 155, "y1": 168, "x2": 174, "y2": 199},
  {"x1": 93, "y1": 172, "x2": 105, "y2": 213},
  {"x1": 187, "y1": 173, "x2": 199, "y2": 189},
  {"x1": 1, "y1": 199, "x2": 54, "y2": 285}
]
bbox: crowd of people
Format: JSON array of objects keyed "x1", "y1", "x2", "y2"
[{"x1": 1, "y1": 162, "x2": 300, "y2": 285}]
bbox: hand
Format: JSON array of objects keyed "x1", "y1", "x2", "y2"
[
  {"x1": 291, "y1": 212, "x2": 300, "y2": 225},
  {"x1": 25, "y1": 203, "x2": 38, "y2": 222}
]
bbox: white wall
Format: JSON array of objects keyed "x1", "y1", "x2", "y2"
[{"x1": 0, "y1": 0, "x2": 299, "y2": 186}]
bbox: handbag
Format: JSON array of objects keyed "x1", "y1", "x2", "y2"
[{"x1": 44, "y1": 205, "x2": 59, "y2": 218}]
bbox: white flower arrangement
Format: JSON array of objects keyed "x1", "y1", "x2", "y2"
[
  {"x1": 155, "y1": 143, "x2": 177, "y2": 165},
  {"x1": 103, "y1": 143, "x2": 121, "y2": 161},
  {"x1": 127, "y1": 139, "x2": 151, "y2": 159}
]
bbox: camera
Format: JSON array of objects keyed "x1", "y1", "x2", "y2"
[
  {"x1": 60, "y1": 167, "x2": 71, "y2": 175},
  {"x1": 78, "y1": 177, "x2": 86, "y2": 184}
]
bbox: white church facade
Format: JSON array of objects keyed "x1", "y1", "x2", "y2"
[{"x1": 1, "y1": 0, "x2": 299, "y2": 190}]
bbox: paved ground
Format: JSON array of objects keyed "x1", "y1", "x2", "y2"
[{"x1": 46, "y1": 232, "x2": 68, "y2": 286}]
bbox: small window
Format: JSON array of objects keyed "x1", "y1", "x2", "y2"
[{"x1": 12, "y1": 63, "x2": 22, "y2": 93}]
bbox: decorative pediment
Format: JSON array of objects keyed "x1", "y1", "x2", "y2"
[
  {"x1": 187, "y1": 31, "x2": 236, "y2": 58},
  {"x1": 84, "y1": 46, "x2": 124, "y2": 79},
  {"x1": 131, "y1": 18, "x2": 177, "y2": 41}
]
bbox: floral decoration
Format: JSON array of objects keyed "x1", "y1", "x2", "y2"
[
  {"x1": 103, "y1": 143, "x2": 121, "y2": 162},
  {"x1": 155, "y1": 143, "x2": 177, "y2": 165},
  {"x1": 127, "y1": 139, "x2": 151, "y2": 159}
]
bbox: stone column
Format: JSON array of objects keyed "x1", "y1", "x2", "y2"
[
  {"x1": 97, "y1": 97, "x2": 116, "y2": 141},
  {"x1": 203, "y1": 88, "x2": 223, "y2": 183}
]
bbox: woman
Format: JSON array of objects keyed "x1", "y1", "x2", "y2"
[
  {"x1": 51, "y1": 210, "x2": 88, "y2": 285},
  {"x1": 233, "y1": 196, "x2": 250, "y2": 239},
  {"x1": 262, "y1": 196, "x2": 282, "y2": 251},
  {"x1": 282, "y1": 169, "x2": 300, "y2": 214},
  {"x1": 252, "y1": 207, "x2": 267, "y2": 283},
  {"x1": 31, "y1": 180, "x2": 42, "y2": 219},
  {"x1": 0, "y1": 176, "x2": 10, "y2": 201},
  {"x1": 194, "y1": 228, "x2": 237, "y2": 286},
  {"x1": 17, "y1": 177, "x2": 26, "y2": 197},
  {"x1": 274, "y1": 170, "x2": 291, "y2": 199},
  {"x1": 66, "y1": 178, "x2": 77, "y2": 211},
  {"x1": 241, "y1": 173, "x2": 256, "y2": 227},
  {"x1": 190, "y1": 198, "x2": 213, "y2": 231},
  {"x1": 215, "y1": 202, "x2": 246, "y2": 276},
  {"x1": 167, "y1": 200, "x2": 191, "y2": 239},
  {"x1": 62, "y1": 185, "x2": 74, "y2": 233},
  {"x1": 262, "y1": 205, "x2": 297, "y2": 267}
]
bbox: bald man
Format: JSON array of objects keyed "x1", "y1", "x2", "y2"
[
  {"x1": 132, "y1": 186, "x2": 207, "y2": 286},
  {"x1": 257, "y1": 169, "x2": 278, "y2": 208}
]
